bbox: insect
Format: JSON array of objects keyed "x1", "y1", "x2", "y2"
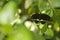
[{"x1": 30, "y1": 13, "x2": 52, "y2": 24}]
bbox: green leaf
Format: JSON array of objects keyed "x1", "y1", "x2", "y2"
[
  {"x1": 0, "y1": 1, "x2": 18, "y2": 34},
  {"x1": 25, "y1": 0, "x2": 32, "y2": 9},
  {"x1": 45, "y1": 29, "x2": 54, "y2": 38},
  {"x1": 0, "y1": 24, "x2": 13, "y2": 34},
  {"x1": 9, "y1": 0, "x2": 23, "y2": 5},
  {"x1": 28, "y1": 7, "x2": 35, "y2": 15},
  {"x1": 51, "y1": 0, "x2": 60, "y2": 7},
  {"x1": 7, "y1": 24, "x2": 33, "y2": 40},
  {"x1": 53, "y1": 22, "x2": 59, "y2": 32},
  {"x1": 38, "y1": 0, "x2": 49, "y2": 12},
  {"x1": 33, "y1": 32, "x2": 45, "y2": 40},
  {"x1": 40, "y1": 23, "x2": 48, "y2": 33},
  {"x1": 0, "y1": 1, "x2": 18, "y2": 25},
  {"x1": 52, "y1": 9, "x2": 60, "y2": 25}
]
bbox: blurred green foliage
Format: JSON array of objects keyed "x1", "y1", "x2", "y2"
[{"x1": 0, "y1": 0, "x2": 60, "y2": 40}]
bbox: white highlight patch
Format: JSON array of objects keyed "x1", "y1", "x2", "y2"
[{"x1": 24, "y1": 21, "x2": 32, "y2": 29}]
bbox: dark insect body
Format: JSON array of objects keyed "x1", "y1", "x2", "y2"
[{"x1": 30, "y1": 13, "x2": 52, "y2": 24}]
